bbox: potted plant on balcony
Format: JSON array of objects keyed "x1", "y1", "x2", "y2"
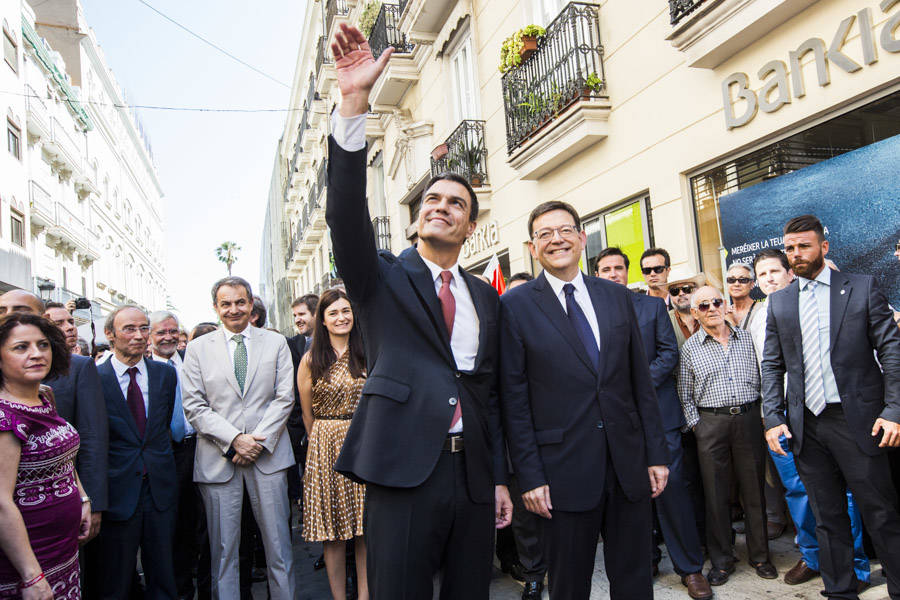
[
  {"x1": 498, "y1": 25, "x2": 546, "y2": 73},
  {"x1": 360, "y1": 1, "x2": 382, "y2": 37},
  {"x1": 583, "y1": 71, "x2": 604, "y2": 96},
  {"x1": 449, "y1": 139, "x2": 486, "y2": 187}
]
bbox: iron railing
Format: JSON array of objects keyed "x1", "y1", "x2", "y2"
[
  {"x1": 500, "y1": 2, "x2": 606, "y2": 153},
  {"x1": 430, "y1": 120, "x2": 488, "y2": 187},
  {"x1": 315, "y1": 160, "x2": 327, "y2": 207},
  {"x1": 315, "y1": 36, "x2": 331, "y2": 74},
  {"x1": 368, "y1": 3, "x2": 413, "y2": 59},
  {"x1": 399, "y1": 0, "x2": 409, "y2": 15},
  {"x1": 372, "y1": 216, "x2": 391, "y2": 251},
  {"x1": 669, "y1": 0, "x2": 708, "y2": 25},
  {"x1": 326, "y1": 0, "x2": 350, "y2": 34}
]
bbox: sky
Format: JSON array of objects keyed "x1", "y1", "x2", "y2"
[{"x1": 79, "y1": 0, "x2": 307, "y2": 328}]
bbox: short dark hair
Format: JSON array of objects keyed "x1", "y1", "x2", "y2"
[
  {"x1": 0, "y1": 313, "x2": 70, "y2": 386},
  {"x1": 211, "y1": 276, "x2": 253, "y2": 304},
  {"x1": 423, "y1": 173, "x2": 479, "y2": 223},
  {"x1": 292, "y1": 294, "x2": 319, "y2": 314},
  {"x1": 44, "y1": 301, "x2": 67, "y2": 311},
  {"x1": 190, "y1": 322, "x2": 219, "y2": 340},
  {"x1": 596, "y1": 247, "x2": 630, "y2": 270},
  {"x1": 640, "y1": 247, "x2": 670, "y2": 268},
  {"x1": 784, "y1": 214, "x2": 825, "y2": 241},
  {"x1": 251, "y1": 296, "x2": 267, "y2": 328},
  {"x1": 527, "y1": 201, "x2": 581, "y2": 237},
  {"x1": 508, "y1": 272, "x2": 534, "y2": 285},
  {"x1": 752, "y1": 248, "x2": 790, "y2": 273},
  {"x1": 104, "y1": 305, "x2": 147, "y2": 334}
]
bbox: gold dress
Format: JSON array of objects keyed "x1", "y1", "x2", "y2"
[{"x1": 302, "y1": 352, "x2": 366, "y2": 542}]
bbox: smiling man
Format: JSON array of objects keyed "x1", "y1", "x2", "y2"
[
  {"x1": 500, "y1": 203, "x2": 669, "y2": 600},
  {"x1": 324, "y1": 24, "x2": 511, "y2": 600}
]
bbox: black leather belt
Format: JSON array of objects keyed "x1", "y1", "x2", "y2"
[
  {"x1": 443, "y1": 434, "x2": 464, "y2": 453},
  {"x1": 698, "y1": 401, "x2": 757, "y2": 415}
]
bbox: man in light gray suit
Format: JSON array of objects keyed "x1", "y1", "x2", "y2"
[{"x1": 182, "y1": 276, "x2": 296, "y2": 599}]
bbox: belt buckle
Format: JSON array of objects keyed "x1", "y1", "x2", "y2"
[
  {"x1": 451, "y1": 436, "x2": 463, "y2": 453},
  {"x1": 728, "y1": 406, "x2": 741, "y2": 415}
]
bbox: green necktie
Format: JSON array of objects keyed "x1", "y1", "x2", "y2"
[{"x1": 232, "y1": 334, "x2": 247, "y2": 392}]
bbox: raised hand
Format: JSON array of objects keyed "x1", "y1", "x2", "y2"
[{"x1": 331, "y1": 23, "x2": 393, "y2": 116}]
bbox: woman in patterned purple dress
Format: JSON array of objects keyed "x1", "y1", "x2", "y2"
[{"x1": 0, "y1": 313, "x2": 91, "y2": 599}]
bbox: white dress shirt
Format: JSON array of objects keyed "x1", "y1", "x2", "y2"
[
  {"x1": 151, "y1": 351, "x2": 195, "y2": 436},
  {"x1": 224, "y1": 325, "x2": 253, "y2": 369},
  {"x1": 747, "y1": 297, "x2": 769, "y2": 368},
  {"x1": 543, "y1": 271, "x2": 601, "y2": 350},
  {"x1": 331, "y1": 111, "x2": 367, "y2": 152},
  {"x1": 110, "y1": 355, "x2": 149, "y2": 416}
]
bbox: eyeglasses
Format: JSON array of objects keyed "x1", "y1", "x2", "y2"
[
  {"x1": 152, "y1": 329, "x2": 180, "y2": 336},
  {"x1": 695, "y1": 298, "x2": 725, "y2": 312},
  {"x1": 726, "y1": 277, "x2": 752, "y2": 285},
  {"x1": 668, "y1": 285, "x2": 695, "y2": 297},
  {"x1": 641, "y1": 266, "x2": 668, "y2": 275},
  {"x1": 120, "y1": 325, "x2": 151, "y2": 335},
  {"x1": 532, "y1": 225, "x2": 579, "y2": 243}
]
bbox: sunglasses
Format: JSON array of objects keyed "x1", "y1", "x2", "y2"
[
  {"x1": 668, "y1": 285, "x2": 695, "y2": 297},
  {"x1": 726, "y1": 277, "x2": 752, "y2": 285},
  {"x1": 696, "y1": 298, "x2": 725, "y2": 312},
  {"x1": 641, "y1": 266, "x2": 668, "y2": 275}
]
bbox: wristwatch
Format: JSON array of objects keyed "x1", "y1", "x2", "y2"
[{"x1": 80, "y1": 495, "x2": 91, "y2": 504}]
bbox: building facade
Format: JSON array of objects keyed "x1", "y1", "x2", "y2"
[
  {"x1": 261, "y1": 0, "x2": 900, "y2": 313},
  {"x1": 1, "y1": 0, "x2": 167, "y2": 315}
]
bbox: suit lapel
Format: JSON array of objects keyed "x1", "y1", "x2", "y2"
[
  {"x1": 399, "y1": 247, "x2": 454, "y2": 361},
  {"x1": 829, "y1": 271, "x2": 851, "y2": 348},
  {"x1": 100, "y1": 361, "x2": 141, "y2": 440},
  {"x1": 530, "y1": 273, "x2": 596, "y2": 374},
  {"x1": 242, "y1": 327, "x2": 263, "y2": 392},
  {"x1": 214, "y1": 329, "x2": 244, "y2": 397},
  {"x1": 461, "y1": 269, "x2": 488, "y2": 369}
]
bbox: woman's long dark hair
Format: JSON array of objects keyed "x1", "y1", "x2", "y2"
[
  {"x1": 0, "y1": 313, "x2": 70, "y2": 388},
  {"x1": 308, "y1": 288, "x2": 365, "y2": 384}
]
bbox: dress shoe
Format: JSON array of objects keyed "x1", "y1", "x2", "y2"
[
  {"x1": 706, "y1": 565, "x2": 734, "y2": 586},
  {"x1": 522, "y1": 581, "x2": 543, "y2": 600},
  {"x1": 313, "y1": 554, "x2": 325, "y2": 570},
  {"x1": 681, "y1": 573, "x2": 713, "y2": 600},
  {"x1": 767, "y1": 520, "x2": 787, "y2": 540},
  {"x1": 751, "y1": 561, "x2": 778, "y2": 579},
  {"x1": 501, "y1": 560, "x2": 526, "y2": 582},
  {"x1": 783, "y1": 559, "x2": 818, "y2": 585}
]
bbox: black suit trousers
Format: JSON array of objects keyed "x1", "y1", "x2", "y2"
[
  {"x1": 795, "y1": 405, "x2": 900, "y2": 600},
  {"x1": 172, "y1": 436, "x2": 211, "y2": 600},
  {"x1": 544, "y1": 456, "x2": 653, "y2": 600},
  {"x1": 364, "y1": 449, "x2": 494, "y2": 600}
]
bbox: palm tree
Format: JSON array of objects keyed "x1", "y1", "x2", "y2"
[{"x1": 215, "y1": 241, "x2": 241, "y2": 276}]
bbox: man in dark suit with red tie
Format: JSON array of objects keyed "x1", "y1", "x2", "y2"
[
  {"x1": 500, "y1": 201, "x2": 669, "y2": 600},
  {"x1": 325, "y1": 24, "x2": 512, "y2": 600}
]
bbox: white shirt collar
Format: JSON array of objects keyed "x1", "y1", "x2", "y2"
[
  {"x1": 419, "y1": 254, "x2": 462, "y2": 284},
  {"x1": 151, "y1": 351, "x2": 181, "y2": 366},
  {"x1": 799, "y1": 266, "x2": 831, "y2": 290},
  {"x1": 223, "y1": 324, "x2": 252, "y2": 341},
  {"x1": 544, "y1": 270, "x2": 587, "y2": 297},
  {"x1": 110, "y1": 355, "x2": 147, "y2": 378}
]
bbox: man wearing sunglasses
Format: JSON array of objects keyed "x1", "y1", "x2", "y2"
[
  {"x1": 666, "y1": 275, "x2": 706, "y2": 349},
  {"x1": 640, "y1": 248, "x2": 673, "y2": 310},
  {"x1": 678, "y1": 286, "x2": 775, "y2": 586},
  {"x1": 762, "y1": 215, "x2": 900, "y2": 600}
]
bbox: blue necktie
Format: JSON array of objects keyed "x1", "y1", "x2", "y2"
[
  {"x1": 168, "y1": 359, "x2": 186, "y2": 442},
  {"x1": 563, "y1": 283, "x2": 600, "y2": 370},
  {"x1": 800, "y1": 281, "x2": 826, "y2": 415}
]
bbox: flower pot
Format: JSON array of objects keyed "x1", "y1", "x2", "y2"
[
  {"x1": 470, "y1": 174, "x2": 483, "y2": 187},
  {"x1": 519, "y1": 36, "x2": 538, "y2": 62},
  {"x1": 431, "y1": 143, "x2": 449, "y2": 161}
]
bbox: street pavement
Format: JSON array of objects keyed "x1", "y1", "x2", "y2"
[{"x1": 254, "y1": 510, "x2": 891, "y2": 599}]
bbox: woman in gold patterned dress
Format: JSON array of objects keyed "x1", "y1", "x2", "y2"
[{"x1": 297, "y1": 288, "x2": 368, "y2": 600}]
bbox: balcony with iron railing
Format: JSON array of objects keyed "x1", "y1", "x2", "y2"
[
  {"x1": 25, "y1": 85, "x2": 50, "y2": 139},
  {"x1": 372, "y1": 216, "x2": 391, "y2": 252},
  {"x1": 315, "y1": 36, "x2": 331, "y2": 75},
  {"x1": 501, "y1": 2, "x2": 606, "y2": 154},
  {"x1": 430, "y1": 120, "x2": 488, "y2": 188},
  {"x1": 669, "y1": 0, "x2": 707, "y2": 25},
  {"x1": 368, "y1": 3, "x2": 413, "y2": 60},
  {"x1": 326, "y1": 0, "x2": 351, "y2": 36}
]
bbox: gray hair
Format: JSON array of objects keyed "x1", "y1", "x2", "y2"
[
  {"x1": 690, "y1": 286, "x2": 723, "y2": 309},
  {"x1": 76, "y1": 338, "x2": 90, "y2": 356},
  {"x1": 104, "y1": 304, "x2": 147, "y2": 333},
  {"x1": 211, "y1": 276, "x2": 253, "y2": 304},
  {"x1": 149, "y1": 310, "x2": 179, "y2": 329},
  {"x1": 726, "y1": 262, "x2": 754, "y2": 279}
]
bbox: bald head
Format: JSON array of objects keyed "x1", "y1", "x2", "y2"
[{"x1": 0, "y1": 290, "x2": 44, "y2": 316}]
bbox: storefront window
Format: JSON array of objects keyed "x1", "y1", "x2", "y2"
[
  {"x1": 466, "y1": 250, "x2": 511, "y2": 284},
  {"x1": 583, "y1": 196, "x2": 651, "y2": 284}
]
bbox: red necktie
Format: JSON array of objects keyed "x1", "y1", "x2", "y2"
[
  {"x1": 438, "y1": 271, "x2": 462, "y2": 428},
  {"x1": 126, "y1": 366, "x2": 147, "y2": 438}
]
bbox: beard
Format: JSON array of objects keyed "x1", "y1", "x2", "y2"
[{"x1": 790, "y1": 253, "x2": 825, "y2": 279}]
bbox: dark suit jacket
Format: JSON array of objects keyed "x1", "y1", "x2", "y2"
[
  {"x1": 286, "y1": 334, "x2": 308, "y2": 452},
  {"x1": 45, "y1": 354, "x2": 109, "y2": 511},
  {"x1": 761, "y1": 269, "x2": 900, "y2": 455},
  {"x1": 97, "y1": 359, "x2": 178, "y2": 521},
  {"x1": 499, "y1": 273, "x2": 669, "y2": 511},
  {"x1": 631, "y1": 293, "x2": 683, "y2": 432},
  {"x1": 326, "y1": 136, "x2": 505, "y2": 503}
]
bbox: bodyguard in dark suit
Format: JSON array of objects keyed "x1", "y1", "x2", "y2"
[
  {"x1": 326, "y1": 24, "x2": 512, "y2": 599},
  {"x1": 595, "y1": 247, "x2": 710, "y2": 599},
  {"x1": 763, "y1": 215, "x2": 900, "y2": 600},
  {"x1": 500, "y1": 202, "x2": 669, "y2": 600},
  {"x1": 97, "y1": 305, "x2": 179, "y2": 600}
]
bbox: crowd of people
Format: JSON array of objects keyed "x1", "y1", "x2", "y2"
[{"x1": 0, "y1": 23, "x2": 899, "y2": 600}]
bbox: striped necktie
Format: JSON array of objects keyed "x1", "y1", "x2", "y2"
[{"x1": 800, "y1": 281, "x2": 826, "y2": 415}]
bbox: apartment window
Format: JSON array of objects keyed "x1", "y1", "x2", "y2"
[
  {"x1": 583, "y1": 196, "x2": 653, "y2": 285},
  {"x1": 448, "y1": 34, "x2": 479, "y2": 123},
  {"x1": 3, "y1": 20, "x2": 16, "y2": 73},
  {"x1": 10, "y1": 209, "x2": 24, "y2": 247},
  {"x1": 371, "y1": 152, "x2": 387, "y2": 217},
  {"x1": 529, "y1": 0, "x2": 564, "y2": 26},
  {"x1": 7, "y1": 120, "x2": 21, "y2": 160}
]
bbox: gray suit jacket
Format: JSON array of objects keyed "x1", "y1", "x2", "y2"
[
  {"x1": 761, "y1": 269, "x2": 900, "y2": 455},
  {"x1": 181, "y1": 326, "x2": 295, "y2": 483}
]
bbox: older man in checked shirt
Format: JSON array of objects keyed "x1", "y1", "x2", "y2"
[{"x1": 678, "y1": 286, "x2": 775, "y2": 587}]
